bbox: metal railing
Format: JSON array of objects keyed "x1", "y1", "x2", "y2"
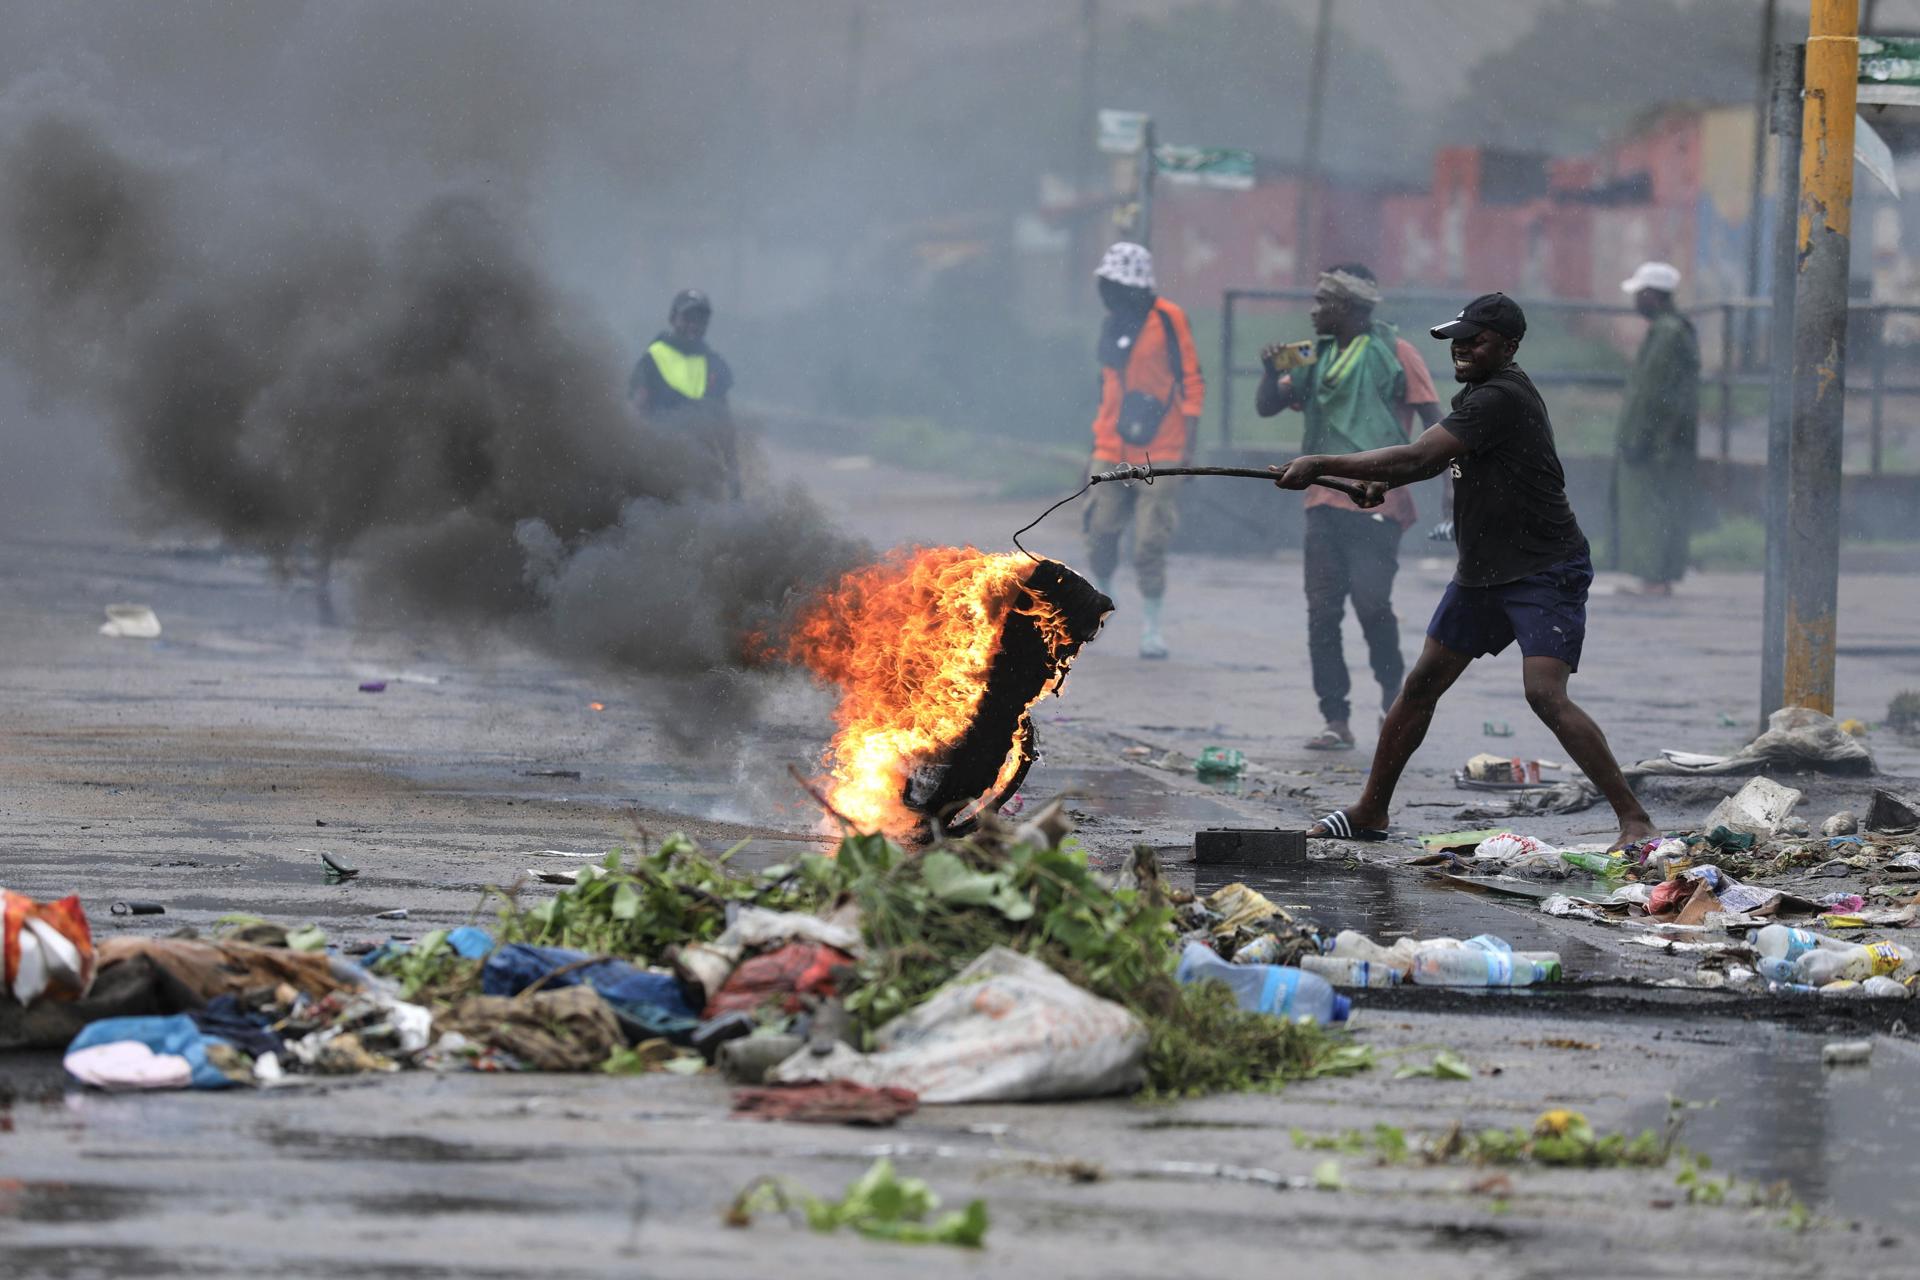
[{"x1": 1218, "y1": 287, "x2": 1920, "y2": 474}]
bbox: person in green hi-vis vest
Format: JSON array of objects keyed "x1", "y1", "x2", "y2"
[
  {"x1": 1611, "y1": 261, "x2": 1699, "y2": 597},
  {"x1": 629, "y1": 288, "x2": 740, "y2": 498}
]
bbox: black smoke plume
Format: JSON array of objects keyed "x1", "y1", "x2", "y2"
[{"x1": 0, "y1": 83, "x2": 867, "y2": 716}]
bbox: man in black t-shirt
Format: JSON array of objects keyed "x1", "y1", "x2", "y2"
[{"x1": 1271, "y1": 292, "x2": 1656, "y2": 852}]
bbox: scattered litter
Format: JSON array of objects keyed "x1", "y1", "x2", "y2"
[
  {"x1": 98, "y1": 604, "x2": 162, "y2": 638},
  {"x1": 1482, "y1": 721, "x2": 1514, "y2": 738},
  {"x1": 1822, "y1": 810, "x2": 1859, "y2": 837},
  {"x1": 320, "y1": 852, "x2": 359, "y2": 882},
  {"x1": 1418, "y1": 828, "x2": 1506, "y2": 853},
  {"x1": 772, "y1": 947, "x2": 1147, "y2": 1102},
  {"x1": 1702, "y1": 777, "x2": 1804, "y2": 840},
  {"x1": 485, "y1": 943, "x2": 700, "y2": 1040},
  {"x1": 1179, "y1": 942, "x2": 1351, "y2": 1022},
  {"x1": 587, "y1": 701, "x2": 606, "y2": 712},
  {"x1": 372, "y1": 908, "x2": 409, "y2": 921},
  {"x1": 440, "y1": 986, "x2": 623, "y2": 1072},
  {"x1": 1822, "y1": 1040, "x2": 1873, "y2": 1067},
  {"x1": 1456, "y1": 753, "x2": 1558, "y2": 788},
  {"x1": 527, "y1": 868, "x2": 580, "y2": 885},
  {"x1": 526, "y1": 849, "x2": 599, "y2": 859},
  {"x1": 522, "y1": 768, "x2": 582, "y2": 779},
  {"x1": 1866, "y1": 788, "x2": 1920, "y2": 835},
  {"x1": 65, "y1": 1014, "x2": 244, "y2": 1089},
  {"x1": 706, "y1": 941, "x2": 854, "y2": 1021},
  {"x1": 2, "y1": 890, "x2": 96, "y2": 1005},
  {"x1": 1195, "y1": 746, "x2": 1245, "y2": 781},
  {"x1": 731, "y1": 1081, "x2": 919, "y2": 1127},
  {"x1": 109, "y1": 901, "x2": 165, "y2": 917},
  {"x1": 357, "y1": 681, "x2": 387, "y2": 694},
  {"x1": 1628, "y1": 707, "x2": 1873, "y2": 777}
]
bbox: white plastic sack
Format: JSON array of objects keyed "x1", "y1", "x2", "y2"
[
  {"x1": 1702, "y1": 776, "x2": 1803, "y2": 839},
  {"x1": 730, "y1": 905, "x2": 864, "y2": 957},
  {"x1": 1632, "y1": 708, "x2": 1872, "y2": 777},
  {"x1": 1472, "y1": 832, "x2": 1554, "y2": 864},
  {"x1": 768, "y1": 946, "x2": 1146, "y2": 1103},
  {"x1": 99, "y1": 604, "x2": 162, "y2": 638}
]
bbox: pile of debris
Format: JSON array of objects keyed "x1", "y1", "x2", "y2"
[
  {"x1": 3, "y1": 801, "x2": 1370, "y2": 1107},
  {"x1": 1424, "y1": 775, "x2": 1920, "y2": 998}
]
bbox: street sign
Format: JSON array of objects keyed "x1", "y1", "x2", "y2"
[
  {"x1": 1097, "y1": 109, "x2": 1149, "y2": 154},
  {"x1": 1860, "y1": 35, "x2": 1920, "y2": 84},
  {"x1": 1152, "y1": 144, "x2": 1255, "y2": 191}
]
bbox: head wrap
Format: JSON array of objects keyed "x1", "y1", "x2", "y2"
[
  {"x1": 1316, "y1": 269, "x2": 1383, "y2": 306},
  {"x1": 1095, "y1": 242, "x2": 1156, "y2": 290}
]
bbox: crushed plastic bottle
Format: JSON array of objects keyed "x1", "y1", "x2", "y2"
[
  {"x1": 1790, "y1": 940, "x2": 1911, "y2": 986},
  {"x1": 1559, "y1": 850, "x2": 1628, "y2": 879},
  {"x1": 1195, "y1": 747, "x2": 1246, "y2": 781},
  {"x1": 1861, "y1": 975, "x2": 1911, "y2": 999},
  {"x1": 1411, "y1": 948, "x2": 1556, "y2": 987},
  {"x1": 1752, "y1": 925, "x2": 1836, "y2": 964},
  {"x1": 1177, "y1": 942, "x2": 1351, "y2": 1023},
  {"x1": 1299, "y1": 954, "x2": 1401, "y2": 989}
]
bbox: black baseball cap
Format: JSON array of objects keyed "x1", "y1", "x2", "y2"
[
  {"x1": 1430, "y1": 292, "x2": 1526, "y2": 341},
  {"x1": 669, "y1": 288, "x2": 712, "y2": 319}
]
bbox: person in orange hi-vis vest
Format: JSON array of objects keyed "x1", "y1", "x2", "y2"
[{"x1": 1085, "y1": 242, "x2": 1204, "y2": 659}]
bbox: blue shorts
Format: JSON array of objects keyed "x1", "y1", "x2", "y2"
[{"x1": 1427, "y1": 550, "x2": 1592, "y2": 671}]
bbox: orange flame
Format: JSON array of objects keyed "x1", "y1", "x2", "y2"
[{"x1": 784, "y1": 546, "x2": 1077, "y2": 835}]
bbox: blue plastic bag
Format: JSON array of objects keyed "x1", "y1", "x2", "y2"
[
  {"x1": 482, "y1": 944, "x2": 698, "y2": 1040},
  {"x1": 66, "y1": 1014, "x2": 236, "y2": 1089}
]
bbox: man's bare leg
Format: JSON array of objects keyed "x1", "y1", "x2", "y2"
[
  {"x1": 1520, "y1": 655, "x2": 1656, "y2": 850},
  {"x1": 1308, "y1": 637, "x2": 1473, "y2": 835}
]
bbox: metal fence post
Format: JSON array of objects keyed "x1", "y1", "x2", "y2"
[
  {"x1": 1761, "y1": 41, "x2": 1804, "y2": 728},
  {"x1": 1870, "y1": 305, "x2": 1887, "y2": 475},
  {"x1": 1781, "y1": 0, "x2": 1856, "y2": 716},
  {"x1": 1719, "y1": 301, "x2": 1735, "y2": 460}
]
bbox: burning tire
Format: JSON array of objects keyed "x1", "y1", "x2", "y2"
[{"x1": 785, "y1": 551, "x2": 1111, "y2": 838}]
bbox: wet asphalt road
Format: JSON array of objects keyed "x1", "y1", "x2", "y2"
[{"x1": 5, "y1": 443, "x2": 1920, "y2": 1277}]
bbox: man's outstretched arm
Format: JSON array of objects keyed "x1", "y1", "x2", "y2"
[{"x1": 1271, "y1": 422, "x2": 1466, "y2": 491}]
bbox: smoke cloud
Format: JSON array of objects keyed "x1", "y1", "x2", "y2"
[{"x1": 0, "y1": 78, "x2": 868, "y2": 726}]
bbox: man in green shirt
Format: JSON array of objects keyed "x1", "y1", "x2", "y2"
[
  {"x1": 1612, "y1": 261, "x2": 1699, "y2": 597},
  {"x1": 1256, "y1": 264, "x2": 1440, "y2": 750}
]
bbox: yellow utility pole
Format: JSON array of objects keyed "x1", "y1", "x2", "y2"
[{"x1": 1782, "y1": 0, "x2": 1858, "y2": 713}]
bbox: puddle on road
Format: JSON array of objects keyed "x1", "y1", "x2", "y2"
[
  {"x1": 1625, "y1": 1033, "x2": 1920, "y2": 1225},
  {"x1": 1032, "y1": 766, "x2": 1255, "y2": 831},
  {"x1": 1192, "y1": 858, "x2": 1620, "y2": 978}
]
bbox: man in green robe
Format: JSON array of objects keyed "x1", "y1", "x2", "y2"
[{"x1": 1613, "y1": 261, "x2": 1699, "y2": 596}]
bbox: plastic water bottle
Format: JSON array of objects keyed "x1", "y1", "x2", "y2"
[
  {"x1": 1845, "y1": 941, "x2": 1912, "y2": 980},
  {"x1": 1756, "y1": 957, "x2": 1801, "y2": 985},
  {"x1": 1300, "y1": 954, "x2": 1401, "y2": 989},
  {"x1": 1560, "y1": 850, "x2": 1627, "y2": 878},
  {"x1": 1753, "y1": 925, "x2": 1842, "y2": 963},
  {"x1": 1177, "y1": 943, "x2": 1352, "y2": 1023},
  {"x1": 1861, "y1": 975, "x2": 1911, "y2": 999},
  {"x1": 1463, "y1": 934, "x2": 1512, "y2": 954},
  {"x1": 1794, "y1": 949, "x2": 1854, "y2": 986},
  {"x1": 1794, "y1": 941, "x2": 1912, "y2": 986},
  {"x1": 1513, "y1": 951, "x2": 1564, "y2": 982},
  {"x1": 1410, "y1": 948, "x2": 1555, "y2": 987},
  {"x1": 1325, "y1": 930, "x2": 1399, "y2": 963}
]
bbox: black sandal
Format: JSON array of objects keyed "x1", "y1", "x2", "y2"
[{"x1": 1309, "y1": 809, "x2": 1390, "y2": 841}]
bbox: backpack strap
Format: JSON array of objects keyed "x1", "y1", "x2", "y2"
[{"x1": 1148, "y1": 303, "x2": 1183, "y2": 406}]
